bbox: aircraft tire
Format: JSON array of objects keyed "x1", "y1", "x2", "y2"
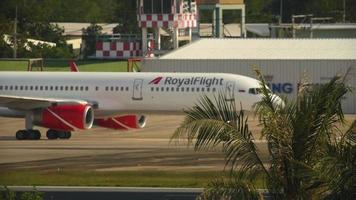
[
  {"x1": 16, "y1": 130, "x2": 28, "y2": 140},
  {"x1": 28, "y1": 131, "x2": 37, "y2": 140},
  {"x1": 58, "y1": 131, "x2": 67, "y2": 139},
  {"x1": 58, "y1": 131, "x2": 71, "y2": 139},
  {"x1": 65, "y1": 132, "x2": 71, "y2": 139},
  {"x1": 32, "y1": 130, "x2": 41, "y2": 140},
  {"x1": 46, "y1": 129, "x2": 58, "y2": 140}
]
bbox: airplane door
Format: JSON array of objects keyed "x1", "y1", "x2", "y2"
[
  {"x1": 132, "y1": 79, "x2": 143, "y2": 100},
  {"x1": 225, "y1": 81, "x2": 235, "y2": 101}
]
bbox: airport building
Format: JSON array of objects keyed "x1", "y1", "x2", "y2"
[{"x1": 142, "y1": 38, "x2": 356, "y2": 113}]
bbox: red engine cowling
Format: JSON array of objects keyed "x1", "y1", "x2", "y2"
[
  {"x1": 95, "y1": 115, "x2": 146, "y2": 130},
  {"x1": 34, "y1": 104, "x2": 94, "y2": 131}
]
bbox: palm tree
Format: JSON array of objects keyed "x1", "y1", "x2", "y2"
[{"x1": 172, "y1": 69, "x2": 355, "y2": 200}]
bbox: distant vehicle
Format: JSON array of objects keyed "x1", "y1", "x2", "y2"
[{"x1": 0, "y1": 72, "x2": 282, "y2": 140}]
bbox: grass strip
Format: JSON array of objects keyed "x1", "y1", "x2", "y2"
[
  {"x1": 0, "y1": 60, "x2": 127, "y2": 72},
  {"x1": 0, "y1": 170, "x2": 265, "y2": 188},
  {"x1": 0, "y1": 170, "x2": 222, "y2": 187}
]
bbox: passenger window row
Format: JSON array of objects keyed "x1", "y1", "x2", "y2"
[
  {"x1": 150, "y1": 87, "x2": 216, "y2": 92},
  {"x1": 0, "y1": 85, "x2": 221, "y2": 93},
  {"x1": 0, "y1": 85, "x2": 89, "y2": 91},
  {"x1": 0, "y1": 85, "x2": 131, "y2": 92},
  {"x1": 105, "y1": 86, "x2": 129, "y2": 92}
]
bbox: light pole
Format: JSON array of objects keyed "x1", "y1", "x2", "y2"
[
  {"x1": 13, "y1": 6, "x2": 18, "y2": 59},
  {"x1": 343, "y1": 0, "x2": 346, "y2": 23},
  {"x1": 279, "y1": 0, "x2": 283, "y2": 23}
]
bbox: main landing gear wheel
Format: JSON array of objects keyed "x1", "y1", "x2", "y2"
[
  {"x1": 15, "y1": 130, "x2": 41, "y2": 140},
  {"x1": 46, "y1": 130, "x2": 71, "y2": 140},
  {"x1": 61, "y1": 132, "x2": 71, "y2": 139},
  {"x1": 58, "y1": 131, "x2": 71, "y2": 139},
  {"x1": 28, "y1": 130, "x2": 41, "y2": 140},
  {"x1": 46, "y1": 129, "x2": 58, "y2": 140},
  {"x1": 16, "y1": 130, "x2": 28, "y2": 140}
]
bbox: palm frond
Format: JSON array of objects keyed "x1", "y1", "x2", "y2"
[
  {"x1": 172, "y1": 93, "x2": 239, "y2": 149},
  {"x1": 317, "y1": 142, "x2": 356, "y2": 199},
  {"x1": 295, "y1": 75, "x2": 349, "y2": 162},
  {"x1": 313, "y1": 119, "x2": 356, "y2": 199},
  {"x1": 172, "y1": 93, "x2": 269, "y2": 180},
  {"x1": 197, "y1": 176, "x2": 260, "y2": 200},
  {"x1": 172, "y1": 68, "x2": 353, "y2": 199},
  {"x1": 343, "y1": 120, "x2": 356, "y2": 144},
  {"x1": 253, "y1": 69, "x2": 296, "y2": 194},
  {"x1": 252, "y1": 68, "x2": 352, "y2": 198},
  {"x1": 223, "y1": 110, "x2": 269, "y2": 179}
]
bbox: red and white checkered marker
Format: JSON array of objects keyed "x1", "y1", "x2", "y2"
[
  {"x1": 96, "y1": 41, "x2": 142, "y2": 59},
  {"x1": 138, "y1": 14, "x2": 197, "y2": 28}
]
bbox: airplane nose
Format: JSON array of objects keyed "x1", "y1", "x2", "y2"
[{"x1": 271, "y1": 94, "x2": 285, "y2": 108}]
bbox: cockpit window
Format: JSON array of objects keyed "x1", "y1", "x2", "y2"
[
  {"x1": 248, "y1": 87, "x2": 271, "y2": 95},
  {"x1": 248, "y1": 88, "x2": 258, "y2": 94}
]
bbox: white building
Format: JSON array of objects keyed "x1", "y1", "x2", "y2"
[{"x1": 142, "y1": 38, "x2": 356, "y2": 113}]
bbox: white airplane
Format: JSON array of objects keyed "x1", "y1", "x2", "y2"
[{"x1": 0, "y1": 72, "x2": 280, "y2": 140}]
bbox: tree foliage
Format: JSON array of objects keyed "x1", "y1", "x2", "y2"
[
  {"x1": 200, "y1": 0, "x2": 355, "y2": 23},
  {"x1": 0, "y1": 186, "x2": 43, "y2": 200},
  {"x1": 0, "y1": 0, "x2": 355, "y2": 57},
  {"x1": 173, "y1": 69, "x2": 355, "y2": 199},
  {"x1": 82, "y1": 23, "x2": 103, "y2": 58},
  {"x1": 0, "y1": 0, "x2": 138, "y2": 30},
  {"x1": 0, "y1": 0, "x2": 74, "y2": 58},
  {"x1": 197, "y1": 176, "x2": 260, "y2": 200},
  {"x1": 268, "y1": 0, "x2": 355, "y2": 22},
  {"x1": 1, "y1": 0, "x2": 355, "y2": 32},
  {"x1": 113, "y1": 1, "x2": 140, "y2": 34},
  {"x1": 0, "y1": 0, "x2": 140, "y2": 58}
]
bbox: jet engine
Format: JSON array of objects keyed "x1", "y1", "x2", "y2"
[
  {"x1": 95, "y1": 115, "x2": 146, "y2": 130},
  {"x1": 33, "y1": 104, "x2": 94, "y2": 131}
]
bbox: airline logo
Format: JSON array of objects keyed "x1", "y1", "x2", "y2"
[
  {"x1": 149, "y1": 76, "x2": 224, "y2": 87},
  {"x1": 149, "y1": 77, "x2": 163, "y2": 84}
]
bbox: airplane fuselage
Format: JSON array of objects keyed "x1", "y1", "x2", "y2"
[{"x1": 0, "y1": 72, "x2": 263, "y2": 117}]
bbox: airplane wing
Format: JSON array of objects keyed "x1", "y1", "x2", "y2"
[{"x1": 0, "y1": 95, "x2": 90, "y2": 110}]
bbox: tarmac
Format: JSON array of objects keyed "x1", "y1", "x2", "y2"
[
  {"x1": 0, "y1": 115, "x2": 225, "y2": 171},
  {"x1": 0, "y1": 114, "x2": 354, "y2": 200},
  {"x1": 0, "y1": 114, "x2": 354, "y2": 172}
]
